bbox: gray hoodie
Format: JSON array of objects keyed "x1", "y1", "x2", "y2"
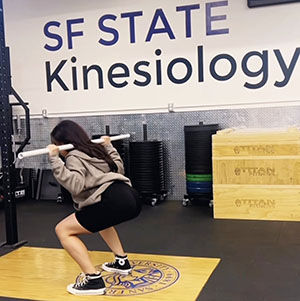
[{"x1": 49, "y1": 143, "x2": 131, "y2": 210}]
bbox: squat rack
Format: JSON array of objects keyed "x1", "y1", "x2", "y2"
[{"x1": 0, "y1": 0, "x2": 28, "y2": 249}]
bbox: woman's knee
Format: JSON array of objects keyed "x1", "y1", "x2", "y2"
[
  {"x1": 55, "y1": 221, "x2": 68, "y2": 240},
  {"x1": 55, "y1": 214, "x2": 88, "y2": 239},
  {"x1": 55, "y1": 220, "x2": 73, "y2": 240}
]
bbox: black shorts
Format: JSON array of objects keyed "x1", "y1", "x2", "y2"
[{"x1": 75, "y1": 181, "x2": 141, "y2": 233}]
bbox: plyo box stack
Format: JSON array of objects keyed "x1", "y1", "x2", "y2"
[{"x1": 212, "y1": 127, "x2": 300, "y2": 221}]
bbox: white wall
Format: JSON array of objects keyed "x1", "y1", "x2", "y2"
[{"x1": 3, "y1": 0, "x2": 300, "y2": 117}]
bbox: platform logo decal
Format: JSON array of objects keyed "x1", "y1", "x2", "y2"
[{"x1": 96, "y1": 260, "x2": 180, "y2": 296}]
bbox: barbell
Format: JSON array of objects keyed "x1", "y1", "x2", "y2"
[{"x1": 18, "y1": 133, "x2": 131, "y2": 160}]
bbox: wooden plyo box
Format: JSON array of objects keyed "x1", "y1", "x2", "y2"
[{"x1": 212, "y1": 127, "x2": 300, "y2": 221}]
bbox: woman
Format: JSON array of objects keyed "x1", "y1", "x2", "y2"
[{"x1": 47, "y1": 120, "x2": 141, "y2": 296}]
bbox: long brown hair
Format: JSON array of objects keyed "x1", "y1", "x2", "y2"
[{"x1": 50, "y1": 120, "x2": 117, "y2": 172}]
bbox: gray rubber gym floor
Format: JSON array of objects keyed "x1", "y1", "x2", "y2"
[{"x1": 1, "y1": 199, "x2": 300, "y2": 301}]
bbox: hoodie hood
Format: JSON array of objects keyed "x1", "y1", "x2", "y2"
[{"x1": 66, "y1": 149, "x2": 110, "y2": 170}]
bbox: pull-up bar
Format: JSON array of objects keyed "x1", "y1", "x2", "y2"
[{"x1": 18, "y1": 133, "x2": 130, "y2": 160}]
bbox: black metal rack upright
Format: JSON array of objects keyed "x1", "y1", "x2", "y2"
[{"x1": 0, "y1": 0, "x2": 28, "y2": 248}]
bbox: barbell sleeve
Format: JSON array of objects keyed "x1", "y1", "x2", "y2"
[{"x1": 18, "y1": 133, "x2": 130, "y2": 160}]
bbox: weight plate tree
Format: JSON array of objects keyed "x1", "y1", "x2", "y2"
[
  {"x1": 129, "y1": 124, "x2": 167, "y2": 206},
  {"x1": 183, "y1": 122, "x2": 219, "y2": 207}
]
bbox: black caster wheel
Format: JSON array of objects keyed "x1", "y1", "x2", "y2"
[
  {"x1": 159, "y1": 194, "x2": 166, "y2": 202},
  {"x1": 151, "y1": 198, "x2": 158, "y2": 206},
  {"x1": 182, "y1": 199, "x2": 190, "y2": 207}
]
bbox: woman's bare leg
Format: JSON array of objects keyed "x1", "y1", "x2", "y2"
[
  {"x1": 55, "y1": 213, "x2": 98, "y2": 274},
  {"x1": 99, "y1": 226, "x2": 126, "y2": 256}
]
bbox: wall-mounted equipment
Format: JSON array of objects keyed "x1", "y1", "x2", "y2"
[{"x1": 248, "y1": 0, "x2": 300, "y2": 8}]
